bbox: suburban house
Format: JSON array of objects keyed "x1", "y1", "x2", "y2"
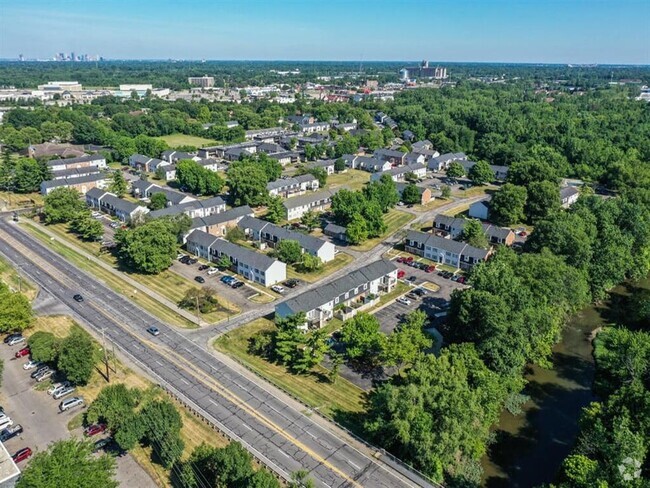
[
  {"x1": 370, "y1": 163, "x2": 427, "y2": 182},
  {"x1": 46, "y1": 154, "x2": 107, "y2": 172},
  {"x1": 49, "y1": 166, "x2": 102, "y2": 180},
  {"x1": 190, "y1": 205, "x2": 254, "y2": 238},
  {"x1": 148, "y1": 196, "x2": 226, "y2": 219},
  {"x1": 237, "y1": 216, "x2": 336, "y2": 263},
  {"x1": 412, "y1": 140, "x2": 434, "y2": 152},
  {"x1": 194, "y1": 158, "x2": 223, "y2": 172},
  {"x1": 299, "y1": 122, "x2": 330, "y2": 134},
  {"x1": 224, "y1": 146, "x2": 256, "y2": 162},
  {"x1": 404, "y1": 230, "x2": 491, "y2": 270},
  {"x1": 186, "y1": 231, "x2": 286, "y2": 287},
  {"x1": 268, "y1": 151, "x2": 297, "y2": 166},
  {"x1": 367, "y1": 159, "x2": 393, "y2": 173},
  {"x1": 468, "y1": 200, "x2": 490, "y2": 220},
  {"x1": 274, "y1": 259, "x2": 398, "y2": 329},
  {"x1": 85, "y1": 188, "x2": 150, "y2": 222},
  {"x1": 323, "y1": 223, "x2": 348, "y2": 242},
  {"x1": 159, "y1": 164, "x2": 177, "y2": 181},
  {"x1": 267, "y1": 175, "x2": 319, "y2": 198},
  {"x1": 428, "y1": 152, "x2": 468, "y2": 172},
  {"x1": 128, "y1": 154, "x2": 168, "y2": 173},
  {"x1": 40, "y1": 172, "x2": 108, "y2": 195},
  {"x1": 405, "y1": 152, "x2": 427, "y2": 165},
  {"x1": 307, "y1": 159, "x2": 336, "y2": 175},
  {"x1": 131, "y1": 181, "x2": 195, "y2": 205},
  {"x1": 283, "y1": 188, "x2": 340, "y2": 221},
  {"x1": 161, "y1": 150, "x2": 199, "y2": 163},
  {"x1": 395, "y1": 182, "x2": 432, "y2": 206},
  {"x1": 433, "y1": 215, "x2": 515, "y2": 245},
  {"x1": 373, "y1": 148, "x2": 407, "y2": 165},
  {"x1": 335, "y1": 122, "x2": 357, "y2": 132},
  {"x1": 286, "y1": 114, "x2": 314, "y2": 126},
  {"x1": 560, "y1": 186, "x2": 580, "y2": 208}
]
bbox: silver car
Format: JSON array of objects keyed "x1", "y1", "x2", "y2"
[
  {"x1": 53, "y1": 386, "x2": 76, "y2": 400},
  {"x1": 36, "y1": 370, "x2": 55, "y2": 382},
  {"x1": 59, "y1": 397, "x2": 84, "y2": 412}
]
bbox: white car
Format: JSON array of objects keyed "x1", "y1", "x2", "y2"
[
  {"x1": 271, "y1": 285, "x2": 285, "y2": 294},
  {"x1": 207, "y1": 267, "x2": 219, "y2": 276},
  {"x1": 48, "y1": 381, "x2": 71, "y2": 396},
  {"x1": 59, "y1": 397, "x2": 84, "y2": 412},
  {"x1": 53, "y1": 386, "x2": 76, "y2": 400},
  {"x1": 0, "y1": 414, "x2": 13, "y2": 430},
  {"x1": 109, "y1": 222, "x2": 120, "y2": 229},
  {"x1": 91, "y1": 211, "x2": 102, "y2": 218},
  {"x1": 23, "y1": 360, "x2": 42, "y2": 370},
  {"x1": 7, "y1": 336, "x2": 25, "y2": 346},
  {"x1": 36, "y1": 370, "x2": 55, "y2": 382},
  {"x1": 397, "y1": 297, "x2": 411, "y2": 306}
]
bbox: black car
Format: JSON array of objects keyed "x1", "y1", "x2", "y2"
[
  {"x1": 73, "y1": 294, "x2": 84, "y2": 302},
  {"x1": 283, "y1": 279, "x2": 299, "y2": 288},
  {"x1": 187, "y1": 258, "x2": 198, "y2": 265},
  {"x1": 231, "y1": 281, "x2": 244, "y2": 289},
  {"x1": 179, "y1": 256, "x2": 190, "y2": 264},
  {"x1": 0, "y1": 424, "x2": 23, "y2": 442},
  {"x1": 198, "y1": 264, "x2": 209, "y2": 271},
  {"x1": 194, "y1": 276, "x2": 206, "y2": 284}
]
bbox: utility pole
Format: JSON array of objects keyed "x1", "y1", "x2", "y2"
[{"x1": 101, "y1": 329, "x2": 110, "y2": 382}]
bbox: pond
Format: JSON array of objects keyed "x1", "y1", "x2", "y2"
[{"x1": 482, "y1": 275, "x2": 650, "y2": 487}]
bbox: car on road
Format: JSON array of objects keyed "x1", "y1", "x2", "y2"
[
  {"x1": 59, "y1": 396, "x2": 84, "y2": 412},
  {"x1": 207, "y1": 267, "x2": 219, "y2": 276},
  {"x1": 147, "y1": 326, "x2": 160, "y2": 336},
  {"x1": 4, "y1": 333, "x2": 22, "y2": 344},
  {"x1": 12, "y1": 447, "x2": 32, "y2": 463},
  {"x1": 271, "y1": 285, "x2": 285, "y2": 294},
  {"x1": 0, "y1": 424, "x2": 23, "y2": 442},
  {"x1": 73, "y1": 294, "x2": 84, "y2": 302},
  {"x1": 194, "y1": 276, "x2": 206, "y2": 284},
  {"x1": 15, "y1": 347, "x2": 30, "y2": 358},
  {"x1": 53, "y1": 386, "x2": 76, "y2": 400},
  {"x1": 84, "y1": 424, "x2": 107, "y2": 437},
  {"x1": 397, "y1": 297, "x2": 411, "y2": 306},
  {"x1": 283, "y1": 279, "x2": 299, "y2": 288},
  {"x1": 7, "y1": 335, "x2": 25, "y2": 346},
  {"x1": 198, "y1": 264, "x2": 209, "y2": 271},
  {"x1": 48, "y1": 381, "x2": 71, "y2": 396},
  {"x1": 231, "y1": 281, "x2": 244, "y2": 289},
  {"x1": 30, "y1": 366, "x2": 49, "y2": 379},
  {"x1": 23, "y1": 359, "x2": 42, "y2": 370},
  {"x1": 35, "y1": 370, "x2": 55, "y2": 382}
]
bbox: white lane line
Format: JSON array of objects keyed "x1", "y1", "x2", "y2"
[{"x1": 347, "y1": 460, "x2": 361, "y2": 471}]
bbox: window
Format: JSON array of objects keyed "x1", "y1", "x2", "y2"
[
  {"x1": 335, "y1": 297, "x2": 339, "y2": 304},
  {"x1": 344, "y1": 292, "x2": 349, "y2": 299},
  {"x1": 363, "y1": 284, "x2": 368, "y2": 290}
]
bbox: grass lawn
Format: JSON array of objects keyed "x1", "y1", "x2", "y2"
[
  {"x1": 451, "y1": 184, "x2": 496, "y2": 199},
  {"x1": 0, "y1": 191, "x2": 43, "y2": 210},
  {"x1": 34, "y1": 222, "x2": 241, "y2": 325},
  {"x1": 411, "y1": 198, "x2": 451, "y2": 212},
  {"x1": 286, "y1": 252, "x2": 354, "y2": 283},
  {"x1": 158, "y1": 133, "x2": 216, "y2": 148},
  {"x1": 214, "y1": 318, "x2": 365, "y2": 417},
  {"x1": 350, "y1": 209, "x2": 415, "y2": 252},
  {"x1": 21, "y1": 222, "x2": 198, "y2": 328},
  {"x1": 0, "y1": 255, "x2": 37, "y2": 300},
  {"x1": 326, "y1": 169, "x2": 370, "y2": 191}
]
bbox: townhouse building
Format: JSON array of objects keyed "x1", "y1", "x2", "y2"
[
  {"x1": 283, "y1": 188, "x2": 340, "y2": 221},
  {"x1": 85, "y1": 188, "x2": 150, "y2": 222},
  {"x1": 370, "y1": 162, "x2": 427, "y2": 183},
  {"x1": 148, "y1": 196, "x2": 226, "y2": 219},
  {"x1": 266, "y1": 174, "x2": 319, "y2": 198},
  {"x1": 433, "y1": 215, "x2": 515, "y2": 245},
  {"x1": 404, "y1": 230, "x2": 491, "y2": 270},
  {"x1": 190, "y1": 205, "x2": 254, "y2": 238},
  {"x1": 46, "y1": 154, "x2": 107, "y2": 172},
  {"x1": 40, "y1": 172, "x2": 108, "y2": 195}
]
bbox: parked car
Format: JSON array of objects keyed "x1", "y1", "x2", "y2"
[
  {"x1": 48, "y1": 381, "x2": 71, "y2": 396},
  {"x1": 207, "y1": 267, "x2": 219, "y2": 276},
  {"x1": 406, "y1": 293, "x2": 419, "y2": 300},
  {"x1": 15, "y1": 347, "x2": 30, "y2": 358},
  {"x1": 194, "y1": 276, "x2": 206, "y2": 284},
  {"x1": 407, "y1": 276, "x2": 417, "y2": 283},
  {"x1": 53, "y1": 386, "x2": 76, "y2": 400},
  {"x1": 231, "y1": 281, "x2": 244, "y2": 289},
  {"x1": 198, "y1": 264, "x2": 209, "y2": 271},
  {"x1": 36, "y1": 370, "x2": 55, "y2": 382},
  {"x1": 84, "y1": 424, "x2": 107, "y2": 437},
  {"x1": 0, "y1": 424, "x2": 23, "y2": 442},
  {"x1": 397, "y1": 297, "x2": 411, "y2": 305},
  {"x1": 23, "y1": 359, "x2": 42, "y2": 370},
  {"x1": 397, "y1": 270, "x2": 406, "y2": 279},
  {"x1": 271, "y1": 285, "x2": 285, "y2": 294},
  {"x1": 59, "y1": 396, "x2": 84, "y2": 412},
  {"x1": 284, "y1": 279, "x2": 299, "y2": 288},
  {"x1": 187, "y1": 258, "x2": 198, "y2": 265},
  {"x1": 404, "y1": 257, "x2": 414, "y2": 263},
  {"x1": 73, "y1": 294, "x2": 84, "y2": 302},
  {"x1": 520, "y1": 231, "x2": 527, "y2": 237},
  {"x1": 146, "y1": 326, "x2": 160, "y2": 336},
  {"x1": 30, "y1": 366, "x2": 50, "y2": 379},
  {"x1": 396, "y1": 257, "x2": 405, "y2": 263},
  {"x1": 425, "y1": 265, "x2": 436, "y2": 273},
  {"x1": 12, "y1": 447, "x2": 32, "y2": 463},
  {"x1": 177, "y1": 253, "x2": 186, "y2": 260},
  {"x1": 93, "y1": 437, "x2": 112, "y2": 453},
  {"x1": 109, "y1": 222, "x2": 120, "y2": 229},
  {"x1": 457, "y1": 276, "x2": 467, "y2": 284},
  {"x1": 4, "y1": 333, "x2": 22, "y2": 344},
  {"x1": 7, "y1": 336, "x2": 25, "y2": 346},
  {"x1": 0, "y1": 416, "x2": 14, "y2": 430},
  {"x1": 220, "y1": 276, "x2": 235, "y2": 284},
  {"x1": 413, "y1": 288, "x2": 427, "y2": 297}
]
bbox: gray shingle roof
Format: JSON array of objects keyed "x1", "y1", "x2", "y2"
[
  {"x1": 237, "y1": 216, "x2": 329, "y2": 254},
  {"x1": 46, "y1": 154, "x2": 104, "y2": 167},
  {"x1": 100, "y1": 193, "x2": 142, "y2": 214},
  {"x1": 405, "y1": 230, "x2": 490, "y2": 260},
  {"x1": 86, "y1": 187, "x2": 108, "y2": 199},
  {"x1": 41, "y1": 172, "x2": 108, "y2": 189},
  {"x1": 279, "y1": 260, "x2": 396, "y2": 315},
  {"x1": 560, "y1": 186, "x2": 580, "y2": 199},
  {"x1": 51, "y1": 166, "x2": 102, "y2": 179},
  {"x1": 192, "y1": 205, "x2": 253, "y2": 229},
  {"x1": 282, "y1": 188, "x2": 339, "y2": 210},
  {"x1": 149, "y1": 195, "x2": 224, "y2": 218},
  {"x1": 211, "y1": 238, "x2": 279, "y2": 271},
  {"x1": 186, "y1": 229, "x2": 219, "y2": 250}
]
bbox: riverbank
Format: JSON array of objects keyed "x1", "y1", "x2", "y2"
[{"x1": 482, "y1": 275, "x2": 650, "y2": 487}]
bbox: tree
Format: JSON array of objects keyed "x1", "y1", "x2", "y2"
[
  {"x1": 16, "y1": 439, "x2": 117, "y2": 488},
  {"x1": 525, "y1": 180, "x2": 561, "y2": 222},
  {"x1": 264, "y1": 196, "x2": 284, "y2": 224},
  {"x1": 225, "y1": 225, "x2": 245, "y2": 243},
  {"x1": 302, "y1": 167, "x2": 327, "y2": 187},
  {"x1": 217, "y1": 254, "x2": 232, "y2": 270},
  {"x1": 507, "y1": 158, "x2": 559, "y2": 186},
  {"x1": 27, "y1": 331, "x2": 59, "y2": 363},
  {"x1": 441, "y1": 185, "x2": 452, "y2": 199},
  {"x1": 334, "y1": 158, "x2": 346, "y2": 172},
  {"x1": 345, "y1": 214, "x2": 369, "y2": 245},
  {"x1": 227, "y1": 162, "x2": 269, "y2": 207},
  {"x1": 176, "y1": 159, "x2": 224, "y2": 196},
  {"x1": 331, "y1": 189, "x2": 367, "y2": 225},
  {"x1": 364, "y1": 174, "x2": 399, "y2": 213},
  {"x1": 446, "y1": 161, "x2": 465, "y2": 180},
  {"x1": 149, "y1": 192, "x2": 168, "y2": 210},
  {"x1": 43, "y1": 187, "x2": 85, "y2": 224},
  {"x1": 57, "y1": 329, "x2": 95, "y2": 385},
  {"x1": 300, "y1": 210, "x2": 320, "y2": 232},
  {"x1": 468, "y1": 161, "x2": 495, "y2": 185},
  {"x1": 178, "y1": 287, "x2": 220, "y2": 313},
  {"x1": 328, "y1": 352, "x2": 343, "y2": 384},
  {"x1": 383, "y1": 311, "x2": 432, "y2": 372},
  {"x1": 490, "y1": 183, "x2": 528, "y2": 226},
  {"x1": 276, "y1": 240, "x2": 302, "y2": 264},
  {"x1": 69, "y1": 213, "x2": 103, "y2": 241},
  {"x1": 460, "y1": 219, "x2": 489, "y2": 248},
  {"x1": 299, "y1": 253, "x2": 322, "y2": 272},
  {"x1": 116, "y1": 219, "x2": 178, "y2": 274},
  {"x1": 13, "y1": 158, "x2": 47, "y2": 193},
  {"x1": 401, "y1": 183, "x2": 421, "y2": 205},
  {"x1": 289, "y1": 469, "x2": 316, "y2": 488},
  {"x1": 340, "y1": 313, "x2": 386, "y2": 362},
  {"x1": 0, "y1": 284, "x2": 32, "y2": 333},
  {"x1": 86, "y1": 384, "x2": 141, "y2": 431},
  {"x1": 109, "y1": 170, "x2": 127, "y2": 197}
]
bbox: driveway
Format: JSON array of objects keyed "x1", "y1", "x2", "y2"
[
  {"x1": 0, "y1": 335, "x2": 157, "y2": 487},
  {"x1": 392, "y1": 261, "x2": 467, "y2": 301}
]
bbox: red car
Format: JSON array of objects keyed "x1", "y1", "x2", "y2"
[
  {"x1": 405, "y1": 257, "x2": 414, "y2": 263},
  {"x1": 396, "y1": 257, "x2": 405, "y2": 263},
  {"x1": 14, "y1": 347, "x2": 30, "y2": 358},
  {"x1": 84, "y1": 424, "x2": 107, "y2": 437},
  {"x1": 520, "y1": 231, "x2": 527, "y2": 237},
  {"x1": 397, "y1": 270, "x2": 406, "y2": 279},
  {"x1": 425, "y1": 265, "x2": 436, "y2": 273},
  {"x1": 12, "y1": 447, "x2": 32, "y2": 463}
]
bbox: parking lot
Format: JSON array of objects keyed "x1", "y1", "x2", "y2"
[{"x1": 0, "y1": 336, "x2": 155, "y2": 485}]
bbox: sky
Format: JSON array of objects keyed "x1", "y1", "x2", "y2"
[{"x1": 1, "y1": 0, "x2": 648, "y2": 64}]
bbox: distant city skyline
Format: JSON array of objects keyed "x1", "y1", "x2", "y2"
[{"x1": 1, "y1": 0, "x2": 649, "y2": 64}]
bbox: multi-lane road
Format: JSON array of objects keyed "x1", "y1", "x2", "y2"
[{"x1": 0, "y1": 218, "x2": 435, "y2": 488}]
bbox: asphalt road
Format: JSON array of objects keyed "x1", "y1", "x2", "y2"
[{"x1": 0, "y1": 219, "x2": 434, "y2": 488}]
